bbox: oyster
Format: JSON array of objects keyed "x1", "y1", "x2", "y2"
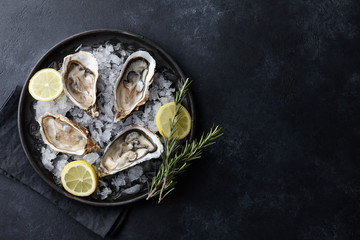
[
  {"x1": 62, "y1": 51, "x2": 99, "y2": 117},
  {"x1": 113, "y1": 51, "x2": 156, "y2": 122},
  {"x1": 38, "y1": 113, "x2": 99, "y2": 155},
  {"x1": 98, "y1": 125, "x2": 163, "y2": 177}
]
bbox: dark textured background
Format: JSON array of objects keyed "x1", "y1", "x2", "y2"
[{"x1": 1, "y1": 0, "x2": 360, "y2": 239}]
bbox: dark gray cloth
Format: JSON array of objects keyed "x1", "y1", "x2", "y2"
[{"x1": 0, "y1": 86, "x2": 128, "y2": 238}]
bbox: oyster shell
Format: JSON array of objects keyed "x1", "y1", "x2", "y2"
[
  {"x1": 62, "y1": 51, "x2": 99, "y2": 117},
  {"x1": 98, "y1": 125, "x2": 163, "y2": 177},
  {"x1": 38, "y1": 113, "x2": 99, "y2": 155},
  {"x1": 113, "y1": 51, "x2": 156, "y2": 122}
]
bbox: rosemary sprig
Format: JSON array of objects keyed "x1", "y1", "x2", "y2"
[{"x1": 147, "y1": 79, "x2": 222, "y2": 203}]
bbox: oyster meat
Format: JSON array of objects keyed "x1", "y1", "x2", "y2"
[
  {"x1": 62, "y1": 51, "x2": 99, "y2": 117},
  {"x1": 113, "y1": 51, "x2": 156, "y2": 122},
  {"x1": 98, "y1": 125, "x2": 163, "y2": 177},
  {"x1": 38, "y1": 113, "x2": 99, "y2": 155}
]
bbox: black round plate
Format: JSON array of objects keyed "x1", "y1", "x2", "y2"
[{"x1": 18, "y1": 29, "x2": 195, "y2": 206}]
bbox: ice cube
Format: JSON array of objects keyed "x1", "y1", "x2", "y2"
[
  {"x1": 122, "y1": 184, "x2": 141, "y2": 195},
  {"x1": 112, "y1": 173, "x2": 126, "y2": 191},
  {"x1": 110, "y1": 54, "x2": 121, "y2": 65},
  {"x1": 83, "y1": 152, "x2": 100, "y2": 166},
  {"x1": 41, "y1": 147, "x2": 57, "y2": 171},
  {"x1": 128, "y1": 166, "x2": 143, "y2": 182},
  {"x1": 100, "y1": 187, "x2": 112, "y2": 200}
]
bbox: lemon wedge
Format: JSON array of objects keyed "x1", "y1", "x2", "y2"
[
  {"x1": 28, "y1": 68, "x2": 63, "y2": 101},
  {"x1": 61, "y1": 160, "x2": 97, "y2": 197},
  {"x1": 155, "y1": 102, "x2": 191, "y2": 140}
]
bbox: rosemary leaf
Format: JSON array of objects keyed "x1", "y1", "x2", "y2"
[{"x1": 147, "y1": 79, "x2": 222, "y2": 203}]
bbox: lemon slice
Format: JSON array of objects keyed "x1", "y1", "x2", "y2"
[
  {"x1": 156, "y1": 102, "x2": 191, "y2": 140},
  {"x1": 28, "y1": 68, "x2": 63, "y2": 101},
  {"x1": 60, "y1": 160, "x2": 97, "y2": 197}
]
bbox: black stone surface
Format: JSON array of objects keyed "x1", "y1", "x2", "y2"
[{"x1": 1, "y1": 0, "x2": 360, "y2": 239}]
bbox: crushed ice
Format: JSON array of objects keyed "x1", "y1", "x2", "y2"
[{"x1": 33, "y1": 42, "x2": 175, "y2": 200}]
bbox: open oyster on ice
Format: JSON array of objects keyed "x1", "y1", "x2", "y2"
[
  {"x1": 62, "y1": 51, "x2": 99, "y2": 117},
  {"x1": 98, "y1": 125, "x2": 163, "y2": 177},
  {"x1": 113, "y1": 51, "x2": 156, "y2": 122},
  {"x1": 38, "y1": 113, "x2": 99, "y2": 155}
]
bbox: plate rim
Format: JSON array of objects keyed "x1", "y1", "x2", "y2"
[{"x1": 17, "y1": 29, "x2": 196, "y2": 206}]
